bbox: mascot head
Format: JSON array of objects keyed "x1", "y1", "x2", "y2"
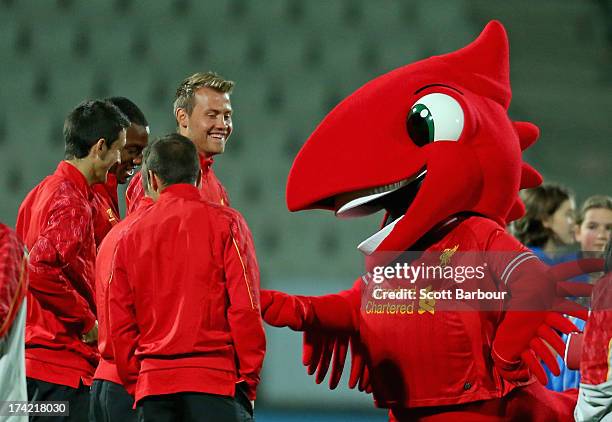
[{"x1": 286, "y1": 21, "x2": 542, "y2": 257}]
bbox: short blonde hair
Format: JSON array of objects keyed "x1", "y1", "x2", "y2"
[{"x1": 173, "y1": 71, "x2": 234, "y2": 117}]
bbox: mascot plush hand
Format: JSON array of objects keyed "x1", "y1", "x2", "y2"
[{"x1": 264, "y1": 21, "x2": 600, "y2": 421}]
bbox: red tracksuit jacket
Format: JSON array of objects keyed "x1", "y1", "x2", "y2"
[
  {"x1": 0, "y1": 223, "x2": 27, "y2": 339},
  {"x1": 109, "y1": 184, "x2": 265, "y2": 403},
  {"x1": 93, "y1": 197, "x2": 154, "y2": 385},
  {"x1": 580, "y1": 272, "x2": 612, "y2": 385},
  {"x1": 125, "y1": 154, "x2": 230, "y2": 215},
  {"x1": 91, "y1": 173, "x2": 121, "y2": 247},
  {"x1": 16, "y1": 161, "x2": 99, "y2": 387}
]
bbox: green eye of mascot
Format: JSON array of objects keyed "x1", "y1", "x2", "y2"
[{"x1": 261, "y1": 21, "x2": 601, "y2": 421}]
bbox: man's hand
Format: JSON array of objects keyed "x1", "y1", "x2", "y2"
[{"x1": 82, "y1": 320, "x2": 98, "y2": 344}]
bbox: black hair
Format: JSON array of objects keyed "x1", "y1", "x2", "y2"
[
  {"x1": 63, "y1": 100, "x2": 130, "y2": 159},
  {"x1": 143, "y1": 133, "x2": 199, "y2": 186},
  {"x1": 105, "y1": 96, "x2": 149, "y2": 127}
]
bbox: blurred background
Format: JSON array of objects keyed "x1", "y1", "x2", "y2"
[{"x1": 0, "y1": 0, "x2": 610, "y2": 420}]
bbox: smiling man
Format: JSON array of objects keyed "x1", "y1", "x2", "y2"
[
  {"x1": 91, "y1": 97, "x2": 149, "y2": 246},
  {"x1": 16, "y1": 100, "x2": 129, "y2": 421},
  {"x1": 125, "y1": 72, "x2": 232, "y2": 213}
]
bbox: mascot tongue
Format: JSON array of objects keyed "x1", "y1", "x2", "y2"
[{"x1": 286, "y1": 21, "x2": 532, "y2": 267}]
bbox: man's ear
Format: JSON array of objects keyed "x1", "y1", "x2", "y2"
[
  {"x1": 149, "y1": 170, "x2": 162, "y2": 192},
  {"x1": 89, "y1": 138, "x2": 106, "y2": 158},
  {"x1": 176, "y1": 108, "x2": 189, "y2": 129}
]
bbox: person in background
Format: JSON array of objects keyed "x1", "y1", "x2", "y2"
[
  {"x1": 125, "y1": 71, "x2": 232, "y2": 214},
  {"x1": 575, "y1": 195, "x2": 612, "y2": 257},
  {"x1": 0, "y1": 223, "x2": 28, "y2": 421},
  {"x1": 16, "y1": 100, "x2": 129, "y2": 421},
  {"x1": 91, "y1": 96, "x2": 149, "y2": 246},
  {"x1": 512, "y1": 183, "x2": 577, "y2": 263},
  {"x1": 511, "y1": 183, "x2": 583, "y2": 392},
  {"x1": 574, "y1": 240, "x2": 612, "y2": 421},
  {"x1": 542, "y1": 195, "x2": 612, "y2": 395}
]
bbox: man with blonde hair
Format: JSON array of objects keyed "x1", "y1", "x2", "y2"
[{"x1": 126, "y1": 71, "x2": 233, "y2": 213}]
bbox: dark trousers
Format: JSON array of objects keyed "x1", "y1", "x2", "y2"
[
  {"x1": 89, "y1": 379, "x2": 136, "y2": 422},
  {"x1": 137, "y1": 390, "x2": 253, "y2": 422},
  {"x1": 235, "y1": 382, "x2": 254, "y2": 422},
  {"x1": 26, "y1": 377, "x2": 90, "y2": 422}
]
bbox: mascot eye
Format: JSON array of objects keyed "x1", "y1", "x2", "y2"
[{"x1": 406, "y1": 93, "x2": 464, "y2": 146}]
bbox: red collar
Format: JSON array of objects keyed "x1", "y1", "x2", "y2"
[
  {"x1": 199, "y1": 154, "x2": 214, "y2": 172},
  {"x1": 57, "y1": 161, "x2": 92, "y2": 200},
  {"x1": 159, "y1": 184, "x2": 201, "y2": 201}
]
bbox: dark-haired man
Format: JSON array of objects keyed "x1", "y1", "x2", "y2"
[
  {"x1": 125, "y1": 72, "x2": 232, "y2": 214},
  {"x1": 111, "y1": 134, "x2": 265, "y2": 421},
  {"x1": 92, "y1": 96, "x2": 149, "y2": 246},
  {"x1": 16, "y1": 100, "x2": 129, "y2": 420}
]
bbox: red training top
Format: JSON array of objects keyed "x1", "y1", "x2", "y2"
[
  {"x1": 580, "y1": 272, "x2": 612, "y2": 385},
  {"x1": 110, "y1": 184, "x2": 265, "y2": 403},
  {"x1": 0, "y1": 223, "x2": 27, "y2": 339},
  {"x1": 16, "y1": 161, "x2": 99, "y2": 387},
  {"x1": 93, "y1": 197, "x2": 154, "y2": 385}
]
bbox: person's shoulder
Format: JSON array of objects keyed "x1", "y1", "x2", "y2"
[
  {"x1": 0, "y1": 223, "x2": 19, "y2": 245},
  {"x1": 0, "y1": 223, "x2": 25, "y2": 256},
  {"x1": 0, "y1": 222, "x2": 10, "y2": 238},
  {"x1": 195, "y1": 201, "x2": 250, "y2": 238},
  {"x1": 25, "y1": 174, "x2": 89, "y2": 216},
  {"x1": 203, "y1": 200, "x2": 244, "y2": 221},
  {"x1": 53, "y1": 178, "x2": 91, "y2": 209}
]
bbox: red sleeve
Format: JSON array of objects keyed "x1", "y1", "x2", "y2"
[
  {"x1": 27, "y1": 195, "x2": 96, "y2": 333},
  {"x1": 0, "y1": 226, "x2": 27, "y2": 339},
  {"x1": 224, "y1": 215, "x2": 265, "y2": 400},
  {"x1": 125, "y1": 172, "x2": 145, "y2": 216},
  {"x1": 486, "y1": 229, "x2": 549, "y2": 302},
  {"x1": 488, "y1": 226, "x2": 557, "y2": 369},
  {"x1": 108, "y1": 239, "x2": 140, "y2": 396}
]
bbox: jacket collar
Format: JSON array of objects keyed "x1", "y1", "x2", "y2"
[
  {"x1": 199, "y1": 153, "x2": 214, "y2": 173},
  {"x1": 159, "y1": 183, "x2": 201, "y2": 201},
  {"x1": 57, "y1": 161, "x2": 92, "y2": 200}
]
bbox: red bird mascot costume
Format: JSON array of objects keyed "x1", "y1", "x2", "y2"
[{"x1": 262, "y1": 21, "x2": 600, "y2": 421}]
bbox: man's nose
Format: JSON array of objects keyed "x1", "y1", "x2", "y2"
[{"x1": 216, "y1": 115, "x2": 228, "y2": 128}]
